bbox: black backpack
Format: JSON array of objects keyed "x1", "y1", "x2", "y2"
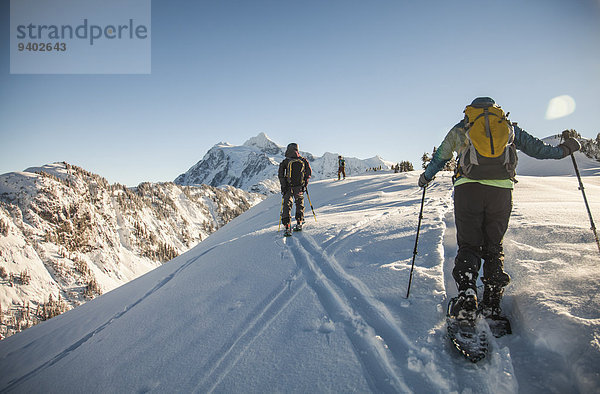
[{"x1": 286, "y1": 158, "x2": 306, "y2": 187}]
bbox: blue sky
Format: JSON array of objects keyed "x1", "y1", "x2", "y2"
[{"x1": 1, "y1": 0, "x2": 599, "y2": 186}]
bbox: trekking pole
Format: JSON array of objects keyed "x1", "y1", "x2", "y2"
[
  {"x1": 568, "y1": 152, "x2": 600, "y2": 254},
  {"x1": 561, "y1": 131, "x2": 600, "y2": 254},
  {"x1": 406, "y1": 185, "x2": 427, "y2": 298},
  {"x1": 305, "y1": 186, "x2": 317, "y2": 222},
  {"x1": 278, "y1": 196, "x2": 284, "y2": 231}
]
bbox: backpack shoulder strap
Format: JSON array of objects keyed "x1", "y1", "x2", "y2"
[{"x1": 286, "y1": 158, "x2": 305, "y2": 179}]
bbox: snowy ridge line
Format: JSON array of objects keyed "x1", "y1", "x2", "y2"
[
  {"x1": 296, "y1": 233, "x2": 448, "y2": 393},
  {"x1": 191, "y1": 266, "x2": 306, "y2": 393},
  {"x1": 289, "y1": 236, "x2": 411, "y2": 394},
  {"x1": 0, "y1": 246, "x2": 217, "y2": 393}
]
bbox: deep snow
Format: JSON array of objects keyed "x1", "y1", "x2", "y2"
[{"x1": 0, "y1": 152, "x2": 599, "y2": 393}]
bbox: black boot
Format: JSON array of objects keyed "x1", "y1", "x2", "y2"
[
  {"x1": 294, "y1": 219, "x2": 304, "y2": 231},
  {"x1": 283, "y1": 223, "x2": 293, "y2": 237},
  {"x1": 481, "y1": 284, "x2": 505, "y2": 318},
  {"x1": 450, "y1": 252, "x2": 481, "y2": 321},
  {"x1": 450, "y1": 287, "x2": 478, "y2": 321}
]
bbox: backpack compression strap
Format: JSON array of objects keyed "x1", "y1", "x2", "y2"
[{"x1": 286, "y1": 158, "x2": 306, "y2": 185}]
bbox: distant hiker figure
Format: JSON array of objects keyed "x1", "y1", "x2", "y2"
[
  {"x1": 279, "y1": 143, "x2": 312, "y2": 236},
  {"x1": 419, "y1": 97, "x2": 581, "y2": 323},
  {"x1": 337, "y1": 155, "x2": 346, "y2": 180}
]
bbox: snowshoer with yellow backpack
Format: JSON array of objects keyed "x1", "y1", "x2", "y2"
[
  {"x1": 279, "y1": 143, "x2": 312, "y2": 236},
  {"x1": 418, "y1": 97, "x2": 581, "y2": 323}
]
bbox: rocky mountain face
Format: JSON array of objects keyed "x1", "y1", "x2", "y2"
[
  {"x1": 0, "y1": 162, "x2": 262, "y2": 339},
  {"x1": 175, "y1": 132, "x2": 394, "y2": 194},
  {"x1": 578, "y1": 132, "x2": 600, "y2": 161}
]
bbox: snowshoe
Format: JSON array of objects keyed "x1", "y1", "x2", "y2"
[
  {"x1": 480, "y1": 284, "x2": 512, "y2": 337},
  {"x1": 283, "y1": 224, "x2": 293, "y2": 237},
  {"x1": 293, "y1": 222, "x2": 303, "y2": 232},
  {"x1": 485, "y1": 315, "x2": 512, "y2": 338},
  {"x1": 447, "y1": 297, "x2": 489, "y2": 363},
  {"x1": 480, "y1": 305, "x2": 512, "y2": 338}
]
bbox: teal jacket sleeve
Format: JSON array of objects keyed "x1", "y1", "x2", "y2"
[
  {"x1": 514, "y1": 126, "x2": 565, "y2": 159},
  {"x1": 424, "y1": 123, "x2": 565, "y2": 181},
  {"x1": 423, "y1": 121, "x2": 466, "y2": 180}
]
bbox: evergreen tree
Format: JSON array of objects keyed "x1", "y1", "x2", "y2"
[
  {"x1": 398, "y1": 161, "x2": 414, "y2": 172},
  {"x1": 422, "y1": 152, "x2": 432, "y2": 169},
  {"x1": 423, "y1": 148, "x2": 455, "y2": 171}
]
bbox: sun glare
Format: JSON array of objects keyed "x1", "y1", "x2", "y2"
[{"x1": 545, "y1": 95, "x2": 576, "y2": 120}]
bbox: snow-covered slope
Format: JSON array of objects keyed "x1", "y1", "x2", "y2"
[
  {"x1": 174, "y1": 132, "x2": 395, "y2": 194},
  {"x1": 1, "y1": 155, "x2": 598, "y2": 393},
  {"x1": 0, "y1": 162, "x2": 262, "y2": 339}
]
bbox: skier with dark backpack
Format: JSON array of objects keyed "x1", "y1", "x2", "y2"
[
  {"x1": 279, "y1": 143, "x2": 312, "y2": 236},
  {"x1": 337, "y1": 155, "x2": 346, "y2": 180},
  {"x1": 418, "y1": 97, "x2": 581, "y2": 360}
]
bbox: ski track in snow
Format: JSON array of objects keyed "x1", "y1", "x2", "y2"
[
  {"x1": 288, "y1": 230, "x2": 452, "y2": 393},
  {"x1": 288, "y1": 235, "x2": 409, "y2": 393},
  {"x1": 191, "y1": 263, "x2": 306, "y2": 393},
  {"x1": 319, "y1": 186, "x2": 425, "y2": 256}
]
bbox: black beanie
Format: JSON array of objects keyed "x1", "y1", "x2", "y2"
[{"x1": 470, "y1": 97, "x2": 496, "y2": 108}]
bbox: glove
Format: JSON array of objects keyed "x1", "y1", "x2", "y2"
[
  {"x1": 558, "y1": 137, "x2": 581, "y2": 157},
  {"x1": 418, "y1": 173, "x2": 431, "y2": 188},
  {"x1": 281, "y1": 186, "x2": 288, "y2": 195}
]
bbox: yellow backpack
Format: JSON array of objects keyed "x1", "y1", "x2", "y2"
[{"x1": 458, "y1": 103, "x2": 518, "y2": 180}]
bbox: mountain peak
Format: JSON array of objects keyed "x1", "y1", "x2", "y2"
[
  {"x1": 24, "y1": 162, "x2": 71, "y2": 180},
  {"x1": 243, "y1": 132, "x2": 282, "y2": 153},
  {"x1": 175, "y1": 134, "x2": 396, "y2": 194}
]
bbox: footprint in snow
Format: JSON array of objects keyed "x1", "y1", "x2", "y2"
[
  {"x1": 318, "y1": 318, "x2": 335, "y2": 334},
  {"x1": 318, "y1": 317, "x2": 335, "y2": 345},
  {"x1": 228, "y1": 300, "x2": 244, "y2": 311}
]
